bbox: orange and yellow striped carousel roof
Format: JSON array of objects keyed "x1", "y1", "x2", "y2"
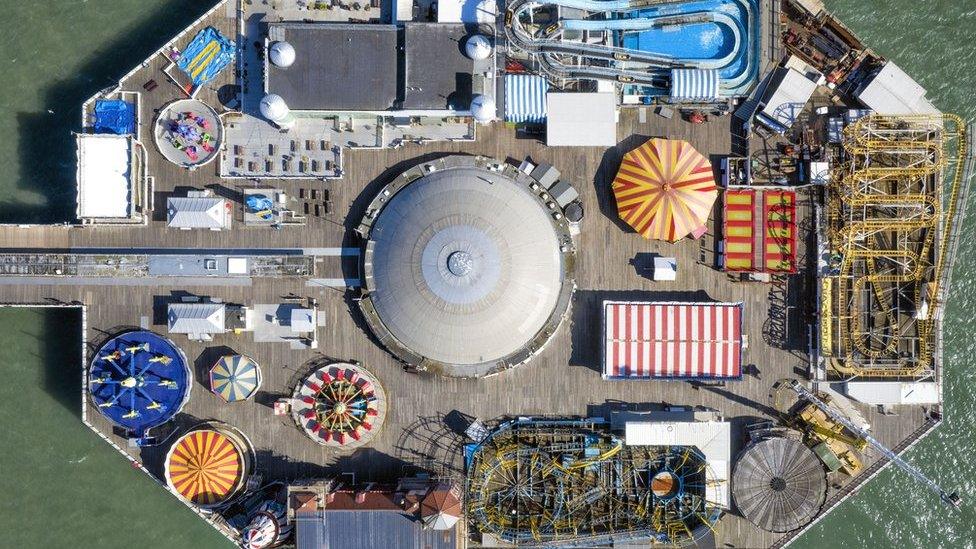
[
  {"x1": 612, "y1": 138, "x2": 718, "y2": 242},
  {"x1": 166, "y1": 429, "x2": 242, "y2": 506}
]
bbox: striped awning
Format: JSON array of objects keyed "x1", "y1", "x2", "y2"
[
  {"x1": 505, "y1": 74, "x2": 549, "y2": 123},
  {"x1": 671, "y1": 69, "x2": 720, "y2": 101},
  {"x1": 603, "y1": 301, "x2": 743, "y2": 380}
]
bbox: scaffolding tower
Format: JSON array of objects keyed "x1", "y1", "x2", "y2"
[
  {"x1": 821, "y1": 114, "x2": 970, "y2": 379},
  {"x1": 465, "y1": 419, "x2": 722, "y2": 547}
]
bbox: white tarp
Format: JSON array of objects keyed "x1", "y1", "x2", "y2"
[
  {"x1": 857, "y1": 62, "x2": 940, "y2": 115},
  {"x1": 843, "y1": 381, "x2": 939, "y2": 405},
  {"x1": 76, "y1": 134, "x2": 132, "y2": 218},
  {"x1": 437, "y1": 0, "x2": 496, "y2": 23},
  {"x1": 625, "y1": 421, "x2": 731, "y2": 507},
  {"x1": 546, "y1": 92, "x2": 617, "y2": 147}
]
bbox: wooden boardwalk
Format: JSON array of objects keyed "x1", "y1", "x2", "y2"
[{"x1": 0, "y1": 1, "x2": 937, "y2": 547}]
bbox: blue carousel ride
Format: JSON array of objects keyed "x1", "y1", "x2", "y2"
[{"x1": 87, "y1": 330, "x2": 192, "y2": 437}]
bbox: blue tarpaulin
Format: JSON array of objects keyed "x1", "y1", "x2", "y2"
[
  {"x1": 177, "y1": 26, "x2": 236, "y2": 87},
  {"x1": 93, "y1": 100, "x2": 136, "y2": 134}
]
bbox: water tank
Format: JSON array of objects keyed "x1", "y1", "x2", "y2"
[
  {"x1": 260, "y1": 94, "x2": 290, "y2": 122},
  {"x1": 269, "y1": 41, "x2": 296, "y2": 68},
  {"x1": 465, "y1": 35, "x2": 493, "y2": 60},
  {"x1": 470, "y1": 95, "x2": 495, "y2": 123}
]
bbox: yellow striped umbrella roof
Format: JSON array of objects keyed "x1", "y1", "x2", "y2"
[
  {"x1": 166, "y1": 429, "x2": 242, "y2": 506},
  {"x1": 612, "y1": 138, "x2": 718, "y2": 242}
]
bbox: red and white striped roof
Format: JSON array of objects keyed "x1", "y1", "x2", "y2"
[{"x1": 603, "y1": 301, "x2": 743, "y2": 379}]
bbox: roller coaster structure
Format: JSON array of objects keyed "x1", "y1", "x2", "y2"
[
  {"x1": 465, "y1": 419, "x2": 722, "y2": 546},
  {"x1": 821, "y1": 114, "x2": 972, "y2": 379}
]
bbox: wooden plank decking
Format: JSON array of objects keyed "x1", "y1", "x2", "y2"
[{"x1": 0, "y1": 2, "x2": 938, "y2": 547}]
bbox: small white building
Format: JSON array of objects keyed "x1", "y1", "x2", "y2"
[
  {"x1": 546, "y1": 93, "x2": 617, "y2": 147},
  {"x1": 167, "y1": 302, "x2": 226, "y2": 341},
  {"x1": 167, "y1": 192, "x2": 232, "y2": 230},
  {"x1": 856, "y1": 61, "x2": 939, "y2": 115}
]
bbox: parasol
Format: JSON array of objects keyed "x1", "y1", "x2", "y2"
[{"x1": 612, "y1": 138, "x2": 718, "y2": 242}]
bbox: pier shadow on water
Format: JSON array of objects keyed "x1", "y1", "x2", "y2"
[
  {"x1": 4, "y1": 0, "x2": 213, "y2": 224},
  {"x1": 40, "y1": 307, "x2": 84, "y2": 417}
]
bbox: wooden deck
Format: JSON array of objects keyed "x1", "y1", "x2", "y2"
[{"x1": 0, "y1": 1, "x2": 937, "y2": 547}]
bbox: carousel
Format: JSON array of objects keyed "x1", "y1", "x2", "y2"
[
  {"x1": 290, "y1": 362, "x2": 387, "y2": 449},
  {"x1": 87, "y1": 330, "x2": 191, "y2": 437},
  {"x1": 164, "y1": 423, "x2": 254, "y2": 508}
]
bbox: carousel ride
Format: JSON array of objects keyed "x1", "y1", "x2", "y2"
[
  {"x1": 154, "y1": 98, "x2": 223, "y2": 168},
  {"x1": 290, "y1": 362, "x2": 387, "y2": 449},
  {"x1": 164, "y1": 423, "x2": 254, "y2": 508},
  {"x1": 87, "y1": 330, "x2": 191, "y2": 438}
]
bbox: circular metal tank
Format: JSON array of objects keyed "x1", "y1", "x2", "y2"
[{"x1": 732, "y1": 437, "x2": 827, "y2": 532}]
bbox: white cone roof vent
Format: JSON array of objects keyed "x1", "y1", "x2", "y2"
[
  {"x1": 470, "y1": 94, "x2": 495, "y2": 122},
  {"x1": 465, "y1": 35, "x2": 492, "y2": 61},
  {"x1": 260, "y1": 94, "x2": 290, "y2": 122},
  {"x1": 269, "y1": 41, "x2": 296, "y2": 68}
]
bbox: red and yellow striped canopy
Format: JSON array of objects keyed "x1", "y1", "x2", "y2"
[
  {"x1": 612, "y1": 138, "x2": 718, "y2": 242},
  {"x1": 166, "y1": 430, "x2": 242, "y2": 506}
]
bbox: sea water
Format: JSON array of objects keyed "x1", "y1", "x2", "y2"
[{"x1": 0, "y1": 0, "x2": 974, "y2": 547}]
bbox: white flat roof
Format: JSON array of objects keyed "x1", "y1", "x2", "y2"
[
  {"x1": 843, "y1": 381, "x2": 939, "y2": 405},
  {"x1": 76, "y1": 134, "x2": 132, "y2": 219},
  {"x1": 760, "y1": 68, "x2": 819, "y2": 130},
  {"x1": 625, "y1": 420, "x2": 730, "y2": 507},
  {"x1": 436, "y1": 0, "x2": 496, "y2": 23},
  {"x1": 546, "y1": 92, "x2": 617, "y2": 147},
  {"x1": 857, "y1": 61, "x2": 940, "y2": 115}
]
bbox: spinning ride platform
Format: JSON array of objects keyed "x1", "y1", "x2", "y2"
[{"x1": 290, "y1": 362, "x2": 387, "y2": 449}]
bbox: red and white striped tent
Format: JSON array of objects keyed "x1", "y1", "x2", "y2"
[{"x1": 603, "y1": 301, "x2": 743, "y2": 380}]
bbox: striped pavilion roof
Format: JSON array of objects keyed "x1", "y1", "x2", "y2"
[
  {"x1": 166, "y1": 429, "x2": 243, "y2": 506},
  {"x1": 612, "y1": 138, "x2": 718, "y2": 242},
  {"x1": 209, "y1": 354, "x2": 261, "y2": 402}
]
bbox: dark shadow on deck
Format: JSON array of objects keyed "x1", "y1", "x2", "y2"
[
  {"x1": 5, "y1": 0, "x2": 214, "y2": 224},
  {"x1": 593, "y1": 134, "x2": 654, "y2": 235}
]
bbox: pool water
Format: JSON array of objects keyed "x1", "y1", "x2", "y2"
[{"x1": 616, "y1": 0, "x2": 759, "y2": 94}]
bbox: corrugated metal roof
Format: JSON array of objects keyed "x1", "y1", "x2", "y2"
[
  {"x1": 295, "y1": 510, "x2": 457, "y2": 549},
  {"x1": 167, "y1": 302, "x2": 226, "y2": 334},
  {"x1": 166, "y1": 197, "x2": 228, "y2": 229},
  {"x1": 504, "y1": 74, "x2": 548, "y2": 123},
  {"x1": 758, "y1": 68, "x2": 818, "y2": 131},
  {"x1": 857, "y1": 61, "x2": 939, "y2": 115}
]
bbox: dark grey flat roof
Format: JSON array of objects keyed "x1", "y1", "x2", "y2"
[
  {"x1": 267, "y1": 23, "x2": 398, "y2": 111},
  {"x1": 403, "y1": 23, "x2": 474, "y2": 110},
  {"x1": 296, "y1": 510, "x2": 457, "y2": 549}
]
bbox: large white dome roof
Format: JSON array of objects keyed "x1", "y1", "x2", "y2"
[{"x1": 363, "y1": 163, "x2": 569, "y2": 371}]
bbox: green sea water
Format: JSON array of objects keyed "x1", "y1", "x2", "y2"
[{"x1": 0, "y1": 0, "x2": 974, "y2": 547}]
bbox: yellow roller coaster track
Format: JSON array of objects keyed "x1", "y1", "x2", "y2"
[{"x1": 826, "y1": 113, "x2": 968, "y2": 378}]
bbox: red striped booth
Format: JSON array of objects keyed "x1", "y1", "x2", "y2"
[{"x1": 602, "y1": 301, "x2": 743, "y2": 380}]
